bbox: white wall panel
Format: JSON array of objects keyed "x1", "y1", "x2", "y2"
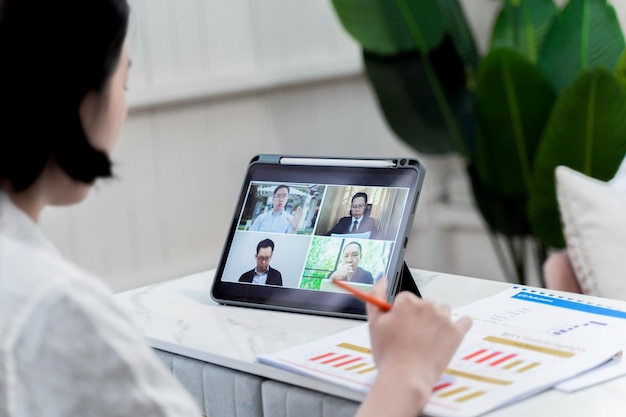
[
  {"x1": 44, "y1": 1, "x2": 626, "y2": 291},
  {"x1": 203, "y1": 0, "x2": 257, "y2": 76},
  {"x1": 314, "y1": 0, "x2": 358, "y2": 58},
  {"x1": 114, "y1": 111, "x2": 167, "y2": 277},
  {"x1": 126, "y1": 1, "x2": 149, "y2": 90},
  {"x1": 150, "y1": 106, "x2": 205, "y2": 265},
  {"x1": 139, "y1": 0, "x2": 178, "y2": 83},
  {"x1": 125, "y1": 0, "x2": 360, "y2": 108},
  {"x1": 170, "y1": 0, "x2": 205, "y2": 79},
  {"x1": 38, "y1": 85, "x2": 505, "y2": 292}
]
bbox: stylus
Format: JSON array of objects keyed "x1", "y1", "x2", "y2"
[
  {"x1": 279, "y1": 157, "x2": 395, "y2": 168},
  {"x1": 331, "y1": 279, "x2": 392, "y2": 312}
]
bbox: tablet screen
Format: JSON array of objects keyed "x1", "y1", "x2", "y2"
[{"x1": 211, "y1": 155, "x2": 424, "y2": 318}]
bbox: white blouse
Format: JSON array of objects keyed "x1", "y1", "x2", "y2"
[{"x1": 0, "y1": 192, "x2": 202, "y2": 417}]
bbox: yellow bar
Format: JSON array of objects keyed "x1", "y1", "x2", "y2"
[
  {"x1": 438, "y1": 387, "x2": 469, "y2": 398},
  {"x1": 456, "y1": 391, "x2": 486, "y2": 403},
  {"x1": 517, "y1": 362, "x2": 541, "y2": 373},
  {"x1": 483, "y1": 336, "x2": 575, "y2": 358},
  {"x1": 345, "y1": 363, "x2": 367, "y2": 371},
  {"x1": 337, "y1": 343, "x2": 372, "y2": 354},
  {"x1": 503, "y1": 359, "x2": 523, "y2": 370},
  {"x1": 444, "y1": 369, "x2": 513, "y2": 385},
  {"x1": 356, "y1": 366, "x2": 377, "y2": 374}
]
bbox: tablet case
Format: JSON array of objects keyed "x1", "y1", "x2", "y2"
[
  {"x1": 397, "y1": 261, "x2": 421, "y2": 297},
  {"x1": 211, "y1": 154, "x2": 424, "y2": 318}
]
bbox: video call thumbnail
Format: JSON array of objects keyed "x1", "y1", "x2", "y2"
[{"x1": 220, "y1": 181, "x2": 409, "y2": 292}]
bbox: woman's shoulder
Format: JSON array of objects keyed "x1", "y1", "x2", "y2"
[
  {"x1": 0, "y1": 224, "x2": 122, "y2": 362},
  {"x1": 3, "y1": 266, "x2": 202, "y2": 416},
  {"x1": 1, "y1": 247, "x2": 114, "y2": 344},
  {"x1": 1, "y1": 231, "x2": 107, "y2": 313}
]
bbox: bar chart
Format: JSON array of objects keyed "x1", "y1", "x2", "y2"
[
  {"x1": 266, "y1": 336, "x2": 379, "y2": 392},
  {"x1": 259, "y1": 287, "x2": 624, "y2": 417},
  {"x1": 307, "y1": 342, "x2": 377, "y2": 377}
]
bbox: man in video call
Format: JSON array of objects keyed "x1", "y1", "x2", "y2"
[
  {"x1": 327, "y1": 241, "x2": 374, "y2": 284},
  {"x1": 326, "y1": 192, "x2": 378, "y2": 238},
  {"x1": 238, "y1": 239, "x2": 283, "y2": 286},
  {"x1": 250, "y1": 184, "x2": 303, "y2": 234}
]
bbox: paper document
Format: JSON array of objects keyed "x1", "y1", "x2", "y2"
[
  {"x1": 452, "y1": 286, "x2": 626, "y2": 393},
  {"x1": 258, "y1": 286, "x2": 625, "y2": 417}
]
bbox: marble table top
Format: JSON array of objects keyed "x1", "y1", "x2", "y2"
[{"x1": 114, "y1": 269, "x2": 626, "y2": 415}]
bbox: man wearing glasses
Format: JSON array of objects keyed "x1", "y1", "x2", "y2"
[
  {"x1": 250, "y1": 184, "x2": 303, "y2": 234},
  {"x1": 238, "y1": 239, "x2": 283, "y2": 286},
  {"x1": 326, "y1": 192, "x2": 378, "y2": 238}
]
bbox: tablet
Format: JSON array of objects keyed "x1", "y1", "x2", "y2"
[{"x1": 210, "y1": 154, "x2": 425, "y2": 319}]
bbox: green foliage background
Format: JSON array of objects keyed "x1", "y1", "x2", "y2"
[
  {"x1": 330, "y1": 0, "x2": 626, "y2": 282},
  {"x1": 299, "y1": 237, "x2": 393, "y2": 289}
]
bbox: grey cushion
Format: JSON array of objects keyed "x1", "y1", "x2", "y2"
[
  {"x1": 173, "y1": 355, "x2": 206, "y2": 412},
  {"x1": 261, "y1": 380, "x2": 358, "y2": 417},
  {"x1": 153, "y1": 348, "x2": 175, "y2": 371},
  {"x1": 153, "y1": 349, "x2": 359, "y2": 417},
  {"x1": 203, "y1": 363, "x2": 264, "y2": 417},
  {"x1": 154, "y1": 350, "x2": 264, "y2": 416}
]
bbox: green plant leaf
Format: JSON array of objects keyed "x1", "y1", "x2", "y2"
[
  {"x1": 363, "y1": 36, "x2": 475, "y2": 155},
  {"x1": 438, "y1": 0, "x2": 480, "y2": 70},
  {"x1": 538, "y1": 0, "x2": 625, "y2": 92},
  {"x1": 475, "y1": 48, "x2": 556, "y2": 196},
  {"x1": 615, "y1": 49, "x2": 626, "y2": 91},
  {"x1": 529, "y1": 68, "x2": 626, "y2": 247},
  {"x1": 331, "y1": 0, "x2": 446, "y2": 55},
  {"x1": 467, "y1": 162, "x2": 532, "y2": 237},
  {"x1": 491, "y1": 0, "x2": 558, "y2": 63}
]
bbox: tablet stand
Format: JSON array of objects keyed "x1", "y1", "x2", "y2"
[{"x1": 396, "y1": 261, "x2": 422, "y2": 298}]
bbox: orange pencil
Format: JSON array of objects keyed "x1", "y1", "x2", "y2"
[{"x1": 331, "y1": 279, "x2": 392, "y2": 311}]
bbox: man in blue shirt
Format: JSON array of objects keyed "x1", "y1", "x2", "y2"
[{"x1": 250, "y1": 184, "x2": 303, "y2": 234}]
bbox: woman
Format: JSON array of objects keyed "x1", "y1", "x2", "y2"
[
  {"x1": 0, "y1": 0, "x2": 471, "y2": 416},
  {"x1": 0, "y1": 1, "x2": 201, "y2": 415}
]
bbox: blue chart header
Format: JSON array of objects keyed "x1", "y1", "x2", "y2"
[{"x1": 512, "y1": 291, "x2": 626, "y2": 320}]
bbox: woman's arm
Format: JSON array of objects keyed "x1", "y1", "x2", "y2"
[
  {"x1": 356, "y1": 278, "x2": 472, "y2": 417},
  {"x1": 543, "y1": 250, "x2": 582, "y2": 293}
]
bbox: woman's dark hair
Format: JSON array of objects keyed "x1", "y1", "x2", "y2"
[{"x1": 0, "y1": 0, "x2": 130, "y2": 192}]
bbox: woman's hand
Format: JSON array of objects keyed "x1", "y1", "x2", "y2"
[{"x1": 356, "y1": 277, "x2": 472, "y2": 417}]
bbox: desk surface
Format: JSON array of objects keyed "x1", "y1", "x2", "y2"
[{"x1": 114, "y1": 269, "x2": 626, "y2": 416}]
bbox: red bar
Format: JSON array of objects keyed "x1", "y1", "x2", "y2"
[
  {"x1": 462, "y1": 349, "x2": 487, "y2": 360},
  {"x1": 490, "y1": 353, "x2": 517, "y2": 366},
  {"x1": 322, "y1": 354, "x2": 350, "y2": 364},
  {"x1": 432, "y1": 382, "x2": 453, "y2": 392},
  {"x1": 310, "y1": 352, "x2": 335, "y2": 361},
  {"x1": 476, "y1": 352, "x2": 501, "y2": 363},
  {"x1": 333, "y1": 357, "x2": 362, "y2": 368}
]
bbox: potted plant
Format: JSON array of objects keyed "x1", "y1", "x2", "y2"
[{"x1": 330, "y1": 0, "x2": 626, "y2": 283}]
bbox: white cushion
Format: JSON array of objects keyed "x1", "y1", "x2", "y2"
[{"x1": 555, "y1": 163, "x2": 626, "y2": 299}]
